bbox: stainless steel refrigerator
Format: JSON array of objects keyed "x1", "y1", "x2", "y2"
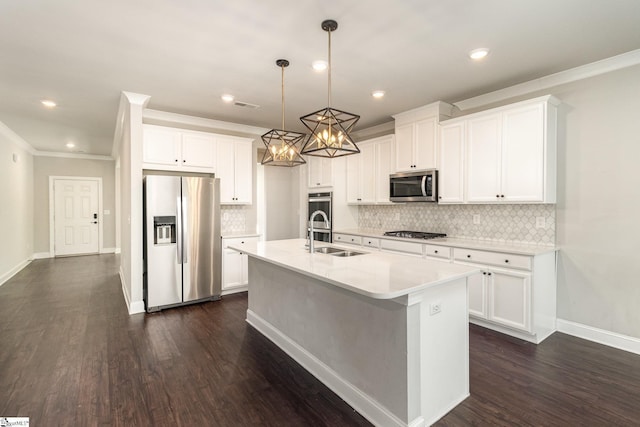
[{"x1": 143, "y1": 175, "x2": 221, "y2": 312}]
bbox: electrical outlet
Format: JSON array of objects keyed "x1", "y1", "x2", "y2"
[
  {"x1": 536, "y1": 217, "x2": 546, "y2": 229},
  {"x1": 429, "y1": 302, "x2": 442, "y2": 316},
  {"x1": 473, "y1": 214, "x2": 480, "y2": 224},
  {"x1": 394, "y1": 213, "x2": 400, "y2": 221}
]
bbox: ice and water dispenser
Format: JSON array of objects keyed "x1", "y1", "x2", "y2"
[{"x1": 153, "y1": 216, "x2": 176, "y2": 245}]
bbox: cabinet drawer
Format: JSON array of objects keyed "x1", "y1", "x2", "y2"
[
  {"x1": 362, "y1": 237, "x2": 380, "y2": 249},
  {"x1": 424, "y1": 244, "x2": 450, "y2": 260},
  {"x1": 380, "y1": 239, "x2": 423, "y2": 256},
  {"x1": 453, "y1": 248, "x2": 531, "y2": 270},
  {"x1": 333, "y1": 234, "x2": 362, "y2": 245},
  {"x1": 222, "y1": 236, "x2": 259, "y2": 250}
]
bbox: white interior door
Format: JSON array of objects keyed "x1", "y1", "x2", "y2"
[{"x1": 54, "y1": 179, "x2": 100, "y2": 256}]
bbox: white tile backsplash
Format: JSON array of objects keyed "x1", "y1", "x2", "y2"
[
  {"x1": 221, "y1": 205, "x2": 248, "y2": 234},
  {"x1": 359, "y1": 204, "x2": 556, "y2": 245}
]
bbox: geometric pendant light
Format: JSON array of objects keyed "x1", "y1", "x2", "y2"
[
  {"x1": 261, "y1": 59, "x2": 307, "y2": 167},
  {"x1": 300, "y1": 20, "x2": 360, "y2": 158}
]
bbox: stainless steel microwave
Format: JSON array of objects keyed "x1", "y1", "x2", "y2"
[{"x1": 389, "y1": 169, "x2": 438, "y2": 202}]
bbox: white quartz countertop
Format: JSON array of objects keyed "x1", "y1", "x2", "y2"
[
  {"x1": 334, "y1": 228, "x2": 557, "y2": 256},
  {"x1": 221, "y1": 232, "x2": 261, "y2": 239},
  {"x1": 228, "y1": 238, "x2": 479, "y2": 300}
]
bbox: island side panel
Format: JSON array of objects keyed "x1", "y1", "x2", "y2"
[
  {"x1": 407, "y1": 278, "x2": 470, "y2": 425},
  {"x1": 247, "y1": 257, "x2": 410, "y2": 424}
]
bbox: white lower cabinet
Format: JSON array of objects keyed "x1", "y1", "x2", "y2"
[
  {"x1": 453, "y1": 247, "x2": 555, "y2": 343},
  {"x1": 222, "y1": 236, "x2": 260, "y2": 294}
]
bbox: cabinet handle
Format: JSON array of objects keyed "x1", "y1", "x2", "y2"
[
  {"x1": 434, "y1": 250, "x2": 438, "y2": 254},
  {"x1": 505, "y1": 259, "x2": 509, "y2": 263},
  {"x1": 241, "y1": 241, "x2": 245, "y2": 244},
  {"x1": 467, "y1": 254, "x2": 471, "y2": 258},
  {"x1": 482, "y1": 271, "x2": 487, "y2": 275},
  {"x1": 496, "y1": 194, "x2": 500, "y2": 198},
  {"x1": 175, "y1": 159, "x2": 179, "y2": 162},
  {"x1": 500, "y1": 195, "x2": 505, "y2": 198},
  {"x1": 488, "y1": 272, "x2": 492, "y2": 276}
]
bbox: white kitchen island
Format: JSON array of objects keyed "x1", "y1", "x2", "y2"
[{"x1": 229, "y1": 239, "x2": 479, "y2": 427}]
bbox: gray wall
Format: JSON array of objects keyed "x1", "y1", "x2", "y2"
[
  {"x1": 0, "y1": 136, "x2": 33, "y2": 281},
  {"x1": 33, "y1": 156, "x2": 116, "y2": 253},
  {"x1": 551, "y1": 65, "x2": 640, "y2": 338},
  {"x1": 263, "y1": 165, "x2": 299, "y2": 240}
]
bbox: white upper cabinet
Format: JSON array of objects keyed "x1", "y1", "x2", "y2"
[
  {"x1": 217, "y1": 136, "x2": 253, "y2": 204},
  {"x1": 346, "y1": 135, "x2": 393, "y2": 204},
  {"x1": 307, "y1": 156, "x2": 334, "y2": 188},
  {"x1": 439, "y1": 95, "x2": 559, "y2": 204},
  {"x1": 143, "y1": 124, "x2": 216, "y2": 173},
  {"x1": 393, "y1": 102, "x2": 455, "y2": 173},
  {"x1": 438, "y1": 121, "x2": 466, "y2": 204},
  {"x1": 467, "y1": 113, "x2": 502, "y2": 202}
]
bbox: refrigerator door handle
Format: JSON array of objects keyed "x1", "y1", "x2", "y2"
[
  {"x1": 181, "y1": 195, "x2": 189, "y2": 264},
  {"x1": 176, "y1": 196, "x2": 183, "y2": 264}
]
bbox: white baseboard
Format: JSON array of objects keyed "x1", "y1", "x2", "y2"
[
  {"x1": 0, "y1": 258, "x2": 32, "y2": 287},
  {"x1": 246, "y1": 309, "x2": 408, "y2": 427},
  {"x1": 129, "y1": 300, "x2": 145, "y2": 314},
  {"x1": 100, "y1": 247, "x2": 116, "y2": 254},
  {"x1": 32, "y1": 252, "x2": 52, "y2": 259},
  {"x1": 119, "y1": 265, "x2": 145, "y2": 315},
  {"x1": 557, "y1": 319, "x2": 640, "y2": 356}
]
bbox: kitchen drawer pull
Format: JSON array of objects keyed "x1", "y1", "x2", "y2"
[
  {"x1": 505, "y1": 259, "x2": 509, "y2": 263},
  {"x1": 467, "y1": 254, "x2": 471, "y2": 259},
  {"x1": 434, "y1": 250, "x2": 438, "y2": 254},
  {"x1": 487, "y1": 272, "x2": 492, "y2": 276}
]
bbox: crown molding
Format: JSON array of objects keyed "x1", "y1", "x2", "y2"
[
  {"x1": 0, "y1": 121, "x2": 36, "y2": 154},
  {"x1": 34, "y1": 151, "x2": 114, "y2": 161},
  {"x1": 143, "y1": 108, "x2": 269, "y2": 137},
  {"x1": 454, "y1": 48, "x2": 640, "y2": 111}
]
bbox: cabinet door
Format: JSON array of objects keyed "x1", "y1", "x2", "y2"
[
  {"x1": 216, "y1": 138, "x2": 236, "y2": 203},
  {"x1": 233, "y1": 141, "x2": 253, "y2": 204},
  {"x1": 439, "y1": 122, "x2": 465, "y2": 203},
  {"x1": 375, "y1": 137, "x2": 393, "y2": 203},
  {"x1": 181, "y1": 131, "x2": 216, "y2": 170},
  {"x1": 488, "y1": 269, "x2": 531, "y2": 332},
  {"x1": 222, "y1": 249, "x2": 244, "y2": 289},
  {"x1": 394, "y1": 123, "x2": 414, "y2": 172},
  {"x1": 143, "y1": 126, "x2": 181, "y2": 167},
  {"x1": 346, "y1": 153, "x2": 361, "y2": 203},
  {"x1": 501, "y1": 103, "x2": 545, "y2": 202},
  {"x1": 414, "y1": 117, "x2": 437, "y2": 169},
  {"x1": 468, "y1": 271, "x2": 487, "y2": 319},
  {"x1": 307, "y1": 157, "x2": 333, "y2": 187},
  {"x1": 467, "y1": 114, "x2": 502, "y2": 202},
  {"x1": 359, "y1": 143, "x2": 376, "y2": 203}
]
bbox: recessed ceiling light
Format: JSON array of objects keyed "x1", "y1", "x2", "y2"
[
  {"x1": 41, "y1": 99, "x2": 57, "y2": 108},
  {"x1": 221, "y1": 94, "x2": 235, "y2": 103},
  {"x1": 312, "y1": 60, "x2": 328, "y2": 72},
  {"x1": 372, "y1": 90, "x2": 385, "y2": 99},
  {"x1": 469, "y1": 48, "x2": 490, "y2": 60},
  {"x1": 66, "y1": 142, "x2": 75, "y2": 148}
]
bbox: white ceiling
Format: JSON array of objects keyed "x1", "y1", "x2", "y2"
[{"x1": 2, "y1": 0, "x2": 640, "y2": 156}]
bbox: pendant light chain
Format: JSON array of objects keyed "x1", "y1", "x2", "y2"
[
  {"x1": 281, "y1": 62, "x2": 285, "y2": 130},
  {"x1": 327, "y1": 27, "x2": 332, "y2": 108}
]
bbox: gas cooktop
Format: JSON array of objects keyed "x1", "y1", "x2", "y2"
[{"x1": 383, "y1": 230, "x2": 446, "y2": 240}]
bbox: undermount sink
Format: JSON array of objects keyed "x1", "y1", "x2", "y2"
[
  {"x1": 313, "y1": 246, "x2": 366, "y2": 257},
  {"x1": 314, "y1": 246, "x2": 346, "y2": 254},
  {"x1": 332, "y1": 250, "x2": 365, "y2": 257}
]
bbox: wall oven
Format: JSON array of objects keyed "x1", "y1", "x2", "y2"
[
  {"x1": 307, "y1": 191, "x2": 332, "y2": 242},
  {"x1": 389, "y1": 169, "x2": 438, "y2": 202}
]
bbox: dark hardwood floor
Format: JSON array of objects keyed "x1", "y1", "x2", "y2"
[{"x1": 1, "y1": 255, "x2": 639, "y2": 426}]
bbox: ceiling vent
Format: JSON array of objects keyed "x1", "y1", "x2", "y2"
[{"x1": 234, "y1": 101, "x2": 260, "y2": 109}]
